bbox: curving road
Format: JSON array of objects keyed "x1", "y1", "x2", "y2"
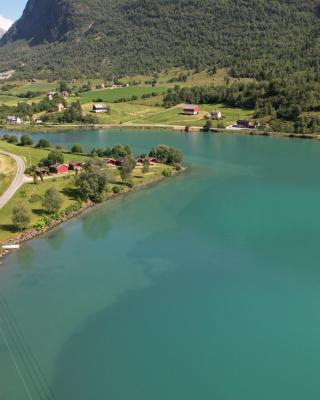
[{"x1": 0, "y1": 151, "x2": 26, "y2": 209}]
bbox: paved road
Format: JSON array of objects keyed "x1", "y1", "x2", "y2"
[{"x1": 0, "y1": 151, "x2": 26, "y2": 209}]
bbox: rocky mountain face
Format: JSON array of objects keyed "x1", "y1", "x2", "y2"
[
  {"x1": 0, "y1": 28, "x2": 5, "y2": 39},
  {"x1": 0, "y1": 0, "x2": 320, "y2": 79},
  {"x1": 1, "y1": 0, "x2": 90, "y2": 45}
]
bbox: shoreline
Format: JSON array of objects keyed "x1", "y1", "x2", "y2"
[
  {"x1": 1, "y1": 123, "x2": 320, "y2": 141},
  {"x1": 0, "y1": 167, "x2": 185, "y2": 259}
]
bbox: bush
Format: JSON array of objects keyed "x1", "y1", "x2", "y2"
[
  {"x1": 127, "y1": 181, "x2": 134, "y2": 188},
  {"x1": 5, "y1": 135, "x2": 18, "y2": 144},
  {"x1": 36, "y1": 139, "x2": 51, "y2": 148},
  {"x1": 43, "y1": 187, "x2": 63, "y2": 214},
  {"x1": 112, "y1": 186, "x2": 120, "y2": 194},
  {"x1": 20, "y1": 134, "x2": 33, "y2": 146},
  {"x1": 43, "y1": 150, "x2": 64, "y2": 167},
  {"x1": 76, "y1": 158, "x2": 109, "y2": 203},
  {"x1": 149, "y1": 145, "x2": 183, "y2": 164},
  {"x1": 12, "y1": 204, "x2": 31, "y2": 231},
  {"x1": 64, "y1": 201, "x2": 82, "y2": 216},
  {"x1": 71, "y1": 144, "x2": 84, "y2": 153},
  {"x1": 25, "y1": 165, "x2": 37, "y2": 175},
  {"x1": 162, "y1": 169, "x2": 173, "y2": 177},
  {"x1": 32, "y1": 219, "x2": 48, "y2": 231}
]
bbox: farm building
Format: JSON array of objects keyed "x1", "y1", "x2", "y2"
[
  {"x1": 6, "y1": 116, "x2": 21, "y2": 124},
  {"x1": 47, "y1": 91, "x2": 58, "y2": 100},
  {"x1": 182, "y1": 104, "x2": 199, "y2": 115},
  {"x1": 50, "y1": 164, "x2": 69, "y2": 174},
  {"x1": 68, "y1": 161, "x2": 83, "y2": 171},
  {"x1": 237, "y1": 120, "x2": 256, "y2": 129},
  {"x1": 105, "y1": 159, "x2": 117, "y2": 166},
  {"x1": 92, "y1": 104, "x2": 110, "y2": 113},
  {"x1": 211, "y1": 110, "x2": 222, "y2": 120},
  {"x1": 136, "y1": 157, "x2": 158, "y2": 166},
  {"x1": 35, "y1": 168, "x2": 50, "y2": 176},
  {"x1": 115, "y1": 158, "x2": 125, "y2": 166}
]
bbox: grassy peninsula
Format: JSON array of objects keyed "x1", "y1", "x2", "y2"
[{"x1": 0, "y1": 137, "x2": 183, "y2": 247}]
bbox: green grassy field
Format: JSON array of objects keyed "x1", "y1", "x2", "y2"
[
  {"x1": 0, "y1": 154, "x2": 16, "y2": 197},
  {"x1": 79, "y1": 86, "x2": 169, "y2": 103},
  {"x1": 0, "y1": 140, "x2": 90, "y2": 168},
  {"x1": 0, "y1": 177, "x2": 78, "y2": 243},
  {"x1": 6, "y1": 82, "x2": 58, "y2": 95},
  {"x1": 100, "y1": 103, "x2": 254, "y2": 127},
  {"x1": 82, "y1": 102, "x2": 164, "y2": 124},
  {"x1": 0, "y1": 70, "x2": 254, "y2": 128},
  {"x1": 0, "y1": 94, "x2": 23, "y2": 106},
  {"x1": 122, "y1": 68, "x2": 254, "y2": 87}
]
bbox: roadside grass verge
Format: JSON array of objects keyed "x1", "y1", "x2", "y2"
[
  {"x1": 0, "y1": 140, "x2": 90, "y2": 168},
  {"x1": 0, "y1": 154, "x2": 16, "y2": 197}
]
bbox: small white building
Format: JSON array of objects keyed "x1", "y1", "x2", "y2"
[
  {"x1": 6, "y1": 116, "x2": 21, "y2": 125},
  {"x1": 47, "y1": 91, "x2": 58, "y2": 100},
  {"x1": 92, "y1": 104, "x2": 110, "y2": 113},
  {"x1": 211, "y1": 110, "x2": 222, "y2": 120}
]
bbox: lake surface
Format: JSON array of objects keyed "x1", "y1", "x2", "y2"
[{"x1": 1, "y1": 129, "x2": 320, "y2": 399}]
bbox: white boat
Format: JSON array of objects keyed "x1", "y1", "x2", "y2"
[{"x1": 2, "y1": 245, "x2": 20, "y2": 250}]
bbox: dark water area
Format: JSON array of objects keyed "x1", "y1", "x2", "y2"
[{"x1": 1, "y1": 129, "x2": 320, "y2": 399}]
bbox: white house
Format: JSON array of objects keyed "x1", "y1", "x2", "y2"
[
  {"x1": 47, "y1": 91, "x2": 58, "y2": 100},
  {"x1": 211, "y1": 110, "x2": 222, "y2": 120},
  {"x1": 6, "y1": 116, "x2": 21, "y2": 125},
  {"x1": 92, "y1": 104, "x2": 110, "y2": 113}
]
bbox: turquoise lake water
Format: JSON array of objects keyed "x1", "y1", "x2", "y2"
[{"x1": 1, "y1": 129, "x2": 320, "y2": 399}]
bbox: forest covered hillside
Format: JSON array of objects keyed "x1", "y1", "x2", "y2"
[{"x1": 0, "y1": 0, "x2": 320, "y2": 80}]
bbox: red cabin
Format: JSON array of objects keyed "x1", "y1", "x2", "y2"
[
  {"x1": 68, "y1": 161, "x2": 83, "y2": 171},
  {"x1": 105, "y1": 158, "x2": 117, "y2": 166},
  {"x1": 182, "y1": 104, "x2": 199, "y2": 115},
  {"x1": 147, "y1": 157, "x2": 158, "y2": 165},
  {"x1": 50, "y1": 164, "x2": 69, "y2": 174}
]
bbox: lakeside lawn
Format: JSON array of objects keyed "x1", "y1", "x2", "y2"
[
  {"x1": 0, "y1": 140, "x2": 90, "y2": 168},
  {"x1": 127, "y1": 103, "x2": 254, "y2": 127},
  {"x1": 0, "y1": 154, "x2": 16, "y2": 197},
  {"x1": 0, "y1": 177, "x2": 78, "y2": 243},
  {"x1": 0, "y1": 164, "x2": 176, "y2": 244}
]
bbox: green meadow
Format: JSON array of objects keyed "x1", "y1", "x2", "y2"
[{"x1": 79, "y1": 86, "x2": 168, "y2": 103}]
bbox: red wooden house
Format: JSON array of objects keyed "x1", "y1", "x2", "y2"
[
  {"x1": 105, "y1": 159, "x2": 117, "y2": 166},
  {"x1": 68, "y1": 161, "x2": 83, "y2": 171},
  {"x1": 182, "y1": 104, "x2": 199, "y2": 115},
  {"x1": 136, "y1": 157, "x2": 158, "y2": 166},
  {"x1": 50, "y1": 164, "x2": 69, "y2": 174}
]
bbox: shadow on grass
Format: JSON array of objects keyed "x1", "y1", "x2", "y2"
[
  {"x1": 61, "y1": 187, "x2": 80, "y2": 199},
  {"x1": 0, "y1": 224, "x2": 18, "y2": 233},
  {"x1": 32, "y1": 209, "x2": 47, "y2": 216}
]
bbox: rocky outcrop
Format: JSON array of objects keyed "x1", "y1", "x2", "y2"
[{"x1": 0, "y1": 0, "x2": 89, "y2": 45}]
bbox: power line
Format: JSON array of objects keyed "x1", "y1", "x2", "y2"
[{"x1": 0, "y1": 294, "x2": 56, "y2": 400}]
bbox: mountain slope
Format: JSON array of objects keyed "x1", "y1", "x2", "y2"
[
  {"x1": 0, "y1": 0, "x2": 320, "y2": 79},
  {"x1": 0, "y1": 28, "x2": 5, "y2": 39}
]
